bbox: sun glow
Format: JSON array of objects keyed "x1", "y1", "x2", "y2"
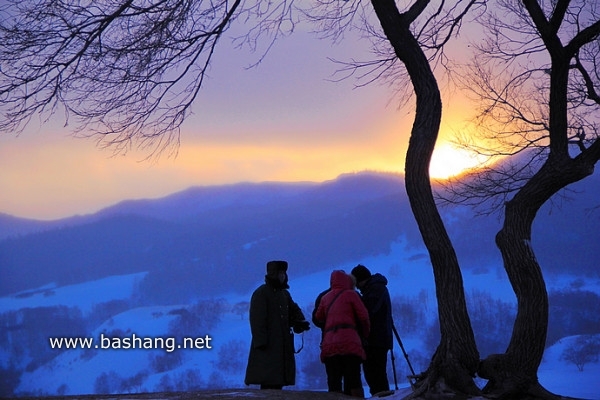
[{"x1": 429, "y1": 143, "x2": 486, "y2": 180}]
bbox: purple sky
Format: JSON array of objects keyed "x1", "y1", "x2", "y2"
[{"x1": 0, "y1": 25, "x2": 477, "y2": 220}]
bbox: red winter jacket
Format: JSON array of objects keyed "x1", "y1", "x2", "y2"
[{"x1": 315, "y1": 270, "x2": 370, "y2": 362}]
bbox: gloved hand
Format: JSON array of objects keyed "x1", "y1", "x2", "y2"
[{"x1": 293, "y1": 320, "x2": 310, "y2": 333}]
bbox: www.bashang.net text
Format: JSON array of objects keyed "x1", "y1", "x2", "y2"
[{"x1": 49, "y1": 333, "x2": 212, "y2": 353}]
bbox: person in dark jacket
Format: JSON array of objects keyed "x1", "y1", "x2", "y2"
[
  {"x1": 314, "y1": 270, "x2": 370, "y2": 397},
  {"x1": 311, "y1": 287, "x2": 330, "y2": 333},
  {"x1": 244, "y1": 260, "x2": 310, "y2": 389},
  {"x1": 351, "y1": 264, "x2": 393, "y2": 397}
]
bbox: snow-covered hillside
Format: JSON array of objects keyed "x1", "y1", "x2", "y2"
[
  {"x1": 3, "y1": 238, "x2": 599, "y2": 398},
  {"x1": 0, "y1": 272, "x2": 147, "y2": 314},
  {"x1": 539, "y1": 336, "x2": 600, "y2": 400}
]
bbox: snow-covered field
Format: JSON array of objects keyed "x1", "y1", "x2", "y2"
[{"x1": 3, "y1": 239, "x2": 599, "y2": 398}]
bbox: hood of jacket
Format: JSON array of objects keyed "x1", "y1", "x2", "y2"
[
  {"x1": 367, "y1": 272, "x2": 388, "y2": 287},
  {"x1": 329, "y1": 270, "x2": 353, "y2": 291}
]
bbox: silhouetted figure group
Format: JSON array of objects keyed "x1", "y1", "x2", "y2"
[{"x1": 245, "y1": 260, "x2": 394, "y2": 398}]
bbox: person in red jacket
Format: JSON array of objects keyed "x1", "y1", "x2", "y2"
[{"x1": 314, "y1": 270, "x2": 370, "y2": 397}]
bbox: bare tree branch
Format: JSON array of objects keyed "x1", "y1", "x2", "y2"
[
  {"x1": 549, "y1": 0, "x2": 570, "y2": 35},
  {"x1": 441, "y1": 0, "x2": 600, "y2": 214},
  {"x1": 567, "y1": 19, "x2": 600, "y2": 56},
  {"x1": 0, "y1": 0, "x2": 299, "y2": 157}
]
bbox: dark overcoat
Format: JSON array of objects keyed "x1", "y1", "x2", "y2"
[
  {"x1": 360, "y1": 273, "x2": 393, "y2": 350},
  {"x1": 244, "y1": 280, "x2": 305, "y2": 387}
]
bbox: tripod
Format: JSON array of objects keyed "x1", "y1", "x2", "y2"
[{"x1": 390, "y1": 323, "x2": 417, "y2": 389}]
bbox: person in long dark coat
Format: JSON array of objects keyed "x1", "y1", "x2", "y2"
[
  {"x1": 351, "y1": 264, "x2": 394, "y2": 397},
  {"x1": 244, "y1": 260, "x2": 310, "y2": 389}
]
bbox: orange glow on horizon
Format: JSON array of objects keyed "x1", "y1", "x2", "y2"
[
  {"x1": 0, "y1": 133, "x2": 408, "y2": 220},
  {"x1": 0, "y1": 90, "x2": 489, "y2": 219}
]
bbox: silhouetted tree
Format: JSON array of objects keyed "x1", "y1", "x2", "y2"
[
  {"x1": 156, "y1": 374, "x2": 174, "y2": 392},
  {"x1": 0, "y1": 0, "x2": 483, "y2": 396},
  {"x1": 0, "y1": 0, "x2": 296, "y2": 155},
  {"x1": 94, "y1": 371, "x2": 123, "y2": 394},
  {"x1": 548, "y1": 289, "x2": 600, "y2": 345},
  {"x1": 178, "y1": 369, "x2": 203, "y2": 391},
  {"x1": 120, "y1": 370, "x2": 149, "y2": 394},
  {"x1": 232, "y1": 301, "x2": 250, "y2": 320},
  {"x1": 295, "y1": 321, "x2": 327, "y2": 390},
  {"x1": 149, "y1": 351, "x2": 183, "y2": 373},
  {"x1": 9, "y1": 1, "x2": 592, "y2": 398},
  {"x1": 88, "y1": 299, "x2": 130, "y2": 329},
  {"x1": 213, "y1": 339, "x2": 246, "y2": 373},
  {"x1": 0, "y1": 363, "x2": 21, "y2": 398},
  {"x1": 466, "y1": 290, "x2": 515, "y2": 358},
  {"x1": 364, "y1": 1, "x2": 482, "y2": 396},
  {"x1": 56, "y1": 383, "x2": 69, "y2": 396},
  {"x1": 167, "y1": 298, "x2": 226, "y2": 337},
  {"x1": 391, "y1": 295, "x2": 427, "y2": 335},
  {"x1": 440, "y1": 1, "x2": 600, "y2": 397},
  {"x1": 561, "y1": 335, "x2": 600, "y2": 372}
]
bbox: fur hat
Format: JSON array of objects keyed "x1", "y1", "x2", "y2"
[
  {"x1": 351, "y1": 264, "x2": 372, "y2": 283},
  {"x1": 266, "y1": 260, "x2": 288, "y2": 278}
]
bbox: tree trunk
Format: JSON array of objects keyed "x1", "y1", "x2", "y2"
[
  {"x1": 478, "y1": 42, "x2": 600, "y2": 399},
  {"x1": 370, "y1": 0, "x2": 480, "y2": 396},
  {"x1": 480, "y1": 155, "x2": 596, "y2": 398}
]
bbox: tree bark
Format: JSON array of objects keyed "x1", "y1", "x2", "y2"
[
  {"x1": 479, "y1": 40, "x2": 600, "y2": 399},
  {"x1": 480, "y1": 153, "x2": 597, "y2": 398},
  {"x1": 370, "y1": 0, "x2": 480, "y2": 396}
]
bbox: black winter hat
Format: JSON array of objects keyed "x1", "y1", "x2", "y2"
[
  {"x1": 351, "y1": 264, "x2": 372, "y2": 283},
  {"x1": 266, "y1": 260, "x2": 288, "y2": 278}
]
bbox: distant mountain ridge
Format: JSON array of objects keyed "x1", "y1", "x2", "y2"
[
  {"x1": 0, "y1": 172, "x2": 404, "y2": 237},
  {"x1": 95, "y1": 171, "x2": 407, "y2": 221},
  {"x1": 0, "y1": 212, "x2": 88, "y2": 241},
  {"x1": 0, "y1": 172, "x2": 417, "y2": 299},
  {"x1": 1, "y1": 170, "x2": 599, "y2": 300}
]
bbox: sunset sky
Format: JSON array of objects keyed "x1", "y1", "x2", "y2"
[{"x1": 0, "y1": 26, "x2": 479, "y2": 221}]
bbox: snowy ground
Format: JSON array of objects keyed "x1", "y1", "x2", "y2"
[
  {"x1": 3, "y1": 240, "x2": 600, "y2": 398},
  {"x1": 539, "y1": 337, "x2": 600, "y2": 400}
]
